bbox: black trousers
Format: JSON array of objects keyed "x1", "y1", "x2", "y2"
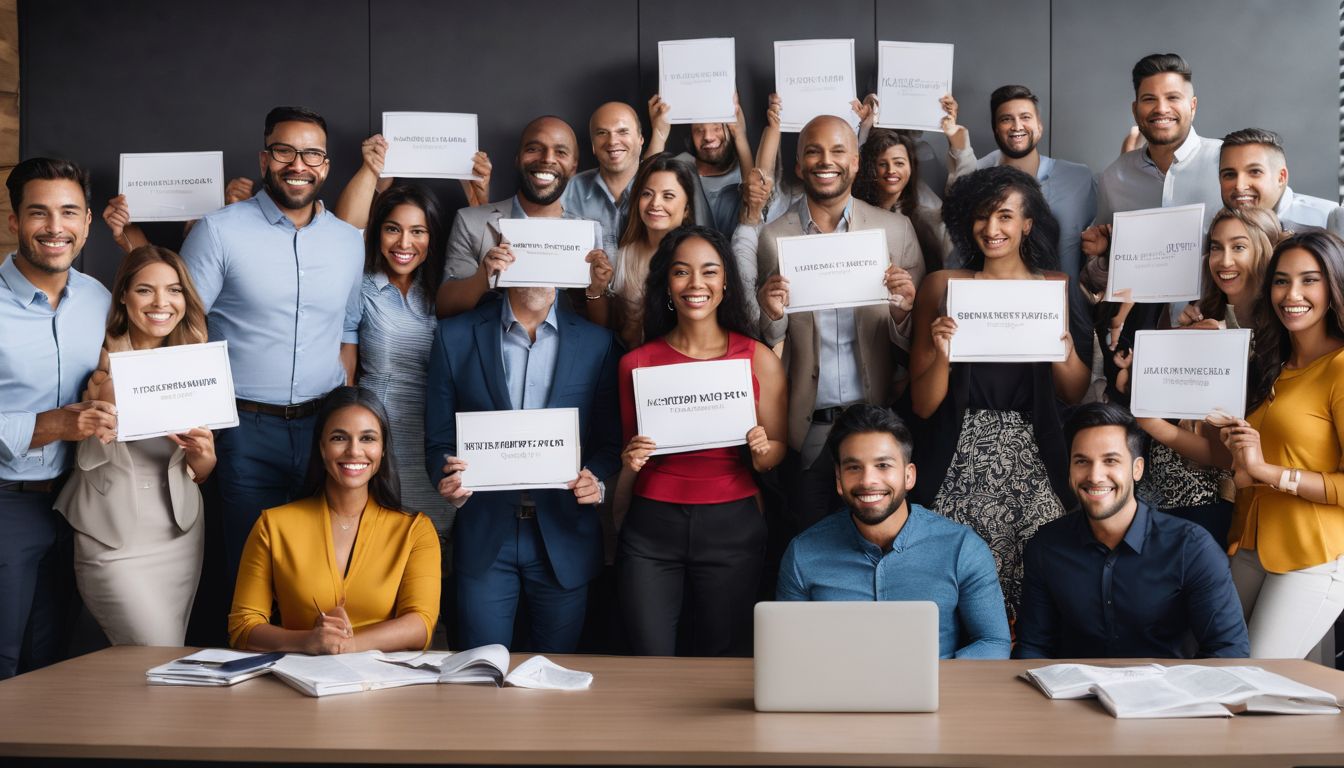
[
  {"x1": 617, "y1": 496, "x2": 765, "y2": 657},
  {"x1": 0, "y1": 488, "x2": 74, "y2": 679}
]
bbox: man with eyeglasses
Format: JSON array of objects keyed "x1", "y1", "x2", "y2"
[{"x1": 182, "y1": 105, "x2": 364, "y2": 584}]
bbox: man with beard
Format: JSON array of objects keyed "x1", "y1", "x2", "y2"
[
  {"x1": 0, "y1": 157, "x2": 112, "y2": 678},
  {"x1": 182, "y1": 106, "x2": 364, "y2": 580},
  {"x1": 425, "y1": 285, "x2": 620, "y2": 652},
  {"x1": 745, "y1": 115, "x2": 923, "y2": 532},
  {"x1": 644, "y1": 93, "x2": 754, "y2": 237},
  {"x1": 562, "y1": 102, "x2": 645, "y2": 253},
  {"x1": 946, "y1": 86, "x2": 1096, "y2": 282},
  {"x1": 437, "y1": 116, "x2": 612, "y2": 318},
  {"x1": 776, "y1": 405, "x2": 1009, "y2": 659},
  {"x1": 1218, "y1": 128, "x2": 1344, "y2": 237},
  {"x1": 1015, "y1": 402, "x2": 1247, "y2": 659}
]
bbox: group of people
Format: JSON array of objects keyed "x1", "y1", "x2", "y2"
[{"x1": 3, "y1": 49, "x2": 1343, "y2": 679}]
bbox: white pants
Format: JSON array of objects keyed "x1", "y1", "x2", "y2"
[{"x1": 1230, "y1": 548, "x2": 1344, "y2": 659}]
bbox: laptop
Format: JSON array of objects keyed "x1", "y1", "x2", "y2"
[{"x1": 753, "y1": 601, "x2": 939, "y2": 712}]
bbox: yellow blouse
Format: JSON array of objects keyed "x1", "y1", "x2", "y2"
[
  {"x1": 1229, "y1": 347, "x2": 1344, "y2": 572},
  {"x1": 228, "y1": 496, "x2": 440, "y2": 649}
]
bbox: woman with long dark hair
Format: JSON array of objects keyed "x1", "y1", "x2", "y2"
[
  {"x1": 617, "y1": 225, "x2": 786, "y2": 656},
  {"x1": 852, "y1": 128, "x2": 953, "y2": 274},
  {"x1": 909, "y1": 165, "x2": 1091, "y2": 620},
  {"x1": 228, "y1": 387, "x2": 440, "y2": 653},
  {"x1": 1219, "y1": 228, "x2": 1344, "y2": 658}
]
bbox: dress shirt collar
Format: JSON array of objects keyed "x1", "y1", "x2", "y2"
[
  {"x1": 499, "y1": 291, "x2": 560, "y2": 335},
  {"x1": 1141, "y1": 127, "x2": 1205, "y2": 170},
  {"x1": 1073, "y1": 500, "x2": 1152, "y2": 554},
  {"x1": 843, "y1": 502, "x2": 930, "y2": 557},
  {"x1": 1274, "y1": 186, "x2": 1299, "y2": 221},
  {"x1": 1036, "y1": 154, "x2": 1055, "y2": 182},
  {"x1": 798, "y1": 195, "x2": 854, "y2": 234},
  {"x1": 0, "y1": 252, "x2": 71, "y2": 307},
  {"x1": 255, "y1": 188, "x2": 327, "y2": 228}
]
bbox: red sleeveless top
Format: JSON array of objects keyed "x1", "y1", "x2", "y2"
[{"x1": 618, "y1": 332, "x2": 761, "y2": 504}]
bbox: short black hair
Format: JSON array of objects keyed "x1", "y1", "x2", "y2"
[
  {"x1": 264, "y1": 106, "x2": 327, "y2": 141},
  {"x1": 826, "y1": 404, "x2": 915, "y2": 466},
  {"x1": 1131, "y1": 53, "x2": 1192, "y2": 93},
  {"x1": 989, "y1": 84, "x2": 1039, "y2": 117},
  {"x1": 303, "y1": 386, "x2": 406, "y2": 512},
  {"x1": 6, "y1": 157, "x2": 91, "y2": 212},
  {"x1": 1221, "y1": 128, "x2": 1286, "y2": 163},
  {"x1": 1063, "y1": 402, "x2": 1146, "y2": 462}
]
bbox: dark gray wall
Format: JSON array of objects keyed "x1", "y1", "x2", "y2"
[{"x1": 19, "y1": 0, "x2": 1340, "y2": 287}]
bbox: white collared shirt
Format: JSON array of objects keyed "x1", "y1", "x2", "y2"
[{"x1": 1274, "y1": 185, "x2": 1344, "y2": 237}]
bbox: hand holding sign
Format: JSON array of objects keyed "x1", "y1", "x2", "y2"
[
  {"x1": 622, "y1": 435, "x2": 657, "y2": 473},
  {"x1": 438, "y1": 455, "x2": 472, "y2": 506}
]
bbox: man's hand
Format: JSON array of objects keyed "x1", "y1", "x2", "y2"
[
  {"x1": 437, "y1": 455, "x2": 472, "y2": 506},
  {"x1": 740, "y1": 169, "x2": 772, "y2": 226},
  {"x1": 224, "y1": 178, "x2": 255, "y2": 206},
  {"x1": 568, "y1": 468, "x2": 603, "y2": 504},
  {"x1": 462, "y1": 151, "x2": 492, "y2": 206},
  {"x1": 648, "y1": 94, "x2": 671, "y2": 146},
  {"x1": 479, "y1": 240, "x2": 516, "y2": 281},
  {"x1": 586, "y1": 249, "x2": 613, "y2": 297},
  {"x1": 759, "y1": 274, "x2": 790, "y2": 321},
  {"x1": 939, "y1": 94, "x2": 968, "y2": 150},
  {"x1": 884, "y1": 265, "x2": 916, "y2": 321},
  {"x1": 1080, "y1": 224, "x2": 1111, "y2": 260},
  {"x1": 35, "y1": 401, "x2": 118, "y2": 445}
]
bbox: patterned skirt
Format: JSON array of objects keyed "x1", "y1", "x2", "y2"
[
  {"x1": 933, "y1": 409, "x2": 1065, "y2": 620},
  {"x1": 1137, "y1": 440, "x2": 1228, "y2": 509}
]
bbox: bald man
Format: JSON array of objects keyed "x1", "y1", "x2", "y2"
[
  {"x1": 438, "y1": 116, "x2": 612, "y2": 317},
  {"x1": 738, "y1": 115, "x2": 925, "y2": 531},
  {"x1": 562, "y1": 102, "x2": 645, "y2": 253}
]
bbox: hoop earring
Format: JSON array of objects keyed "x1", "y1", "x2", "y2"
[{"x1": 667, "y1": 294, "x2": 674, "y2": 311}]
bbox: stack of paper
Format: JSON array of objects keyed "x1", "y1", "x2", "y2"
[{"x1": 146, "y1": 649, "x2": 282, "y2": 686}]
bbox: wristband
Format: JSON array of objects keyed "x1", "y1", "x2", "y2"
[{"x1": 1276, "y1": 468, "x2": 1301, "y2": 496}]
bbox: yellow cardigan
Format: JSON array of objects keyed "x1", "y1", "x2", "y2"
[
  {"x1": 228, "y1": 495, "x2": 440, "y2": 649},
  {"x1": 1229, "y1": 347, "x2": 1344, "y2": 573}
]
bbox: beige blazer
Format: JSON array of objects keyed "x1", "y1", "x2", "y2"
[{"x1": 755, "y1": 198, "x2": 926, "y2": 450}]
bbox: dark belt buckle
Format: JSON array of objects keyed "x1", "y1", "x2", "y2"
[
  {"x1": 283, "y1": 403, "x2": 305, "y2": 420},
  {"x1": 812, "y1": 406, "x2": 841, "y2": 425},
  {"x1": 516, "y1": 503, "x2": 537, "y2": 520}
]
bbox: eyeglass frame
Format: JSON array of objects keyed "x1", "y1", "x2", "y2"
[{"x1": 264, "y1": 143, "x2": 329, "y2": 167}]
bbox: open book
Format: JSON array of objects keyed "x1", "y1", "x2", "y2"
[{"x1": 1025, "y1": 663, "x2": 1341, "y2": 718}]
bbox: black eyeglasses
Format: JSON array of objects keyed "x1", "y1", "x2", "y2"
[{"x1": 265, "y1": 143, "x2": 328, "y2": 167}]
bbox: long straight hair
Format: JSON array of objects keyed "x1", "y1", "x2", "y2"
[
  {"x1": 1196, "y1": 206, "x2": 1282, "y2": 323},
  {"x1": 618, "y1": 152, "x2": 697, "y2": 249},
  {"x1": 104, "y1": 245, "x2": 208, "y2": 346},
  {"x1": 364, "y1": 184, "x2": 446, "y2": 312},
  {"x1": 303, "y1": 386, "x2": 405, "y2": 512}
]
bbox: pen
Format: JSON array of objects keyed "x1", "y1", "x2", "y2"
[{"x1": 313, "y1": 597, "x2": 324, "y2": 618}]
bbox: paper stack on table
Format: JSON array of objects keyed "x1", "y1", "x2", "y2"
[{"x1": 146, "y1": 649, "x2": 282, "y2": 686}]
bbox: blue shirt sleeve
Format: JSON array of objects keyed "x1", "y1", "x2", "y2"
[
  {"x1": 953, "y1": 532, "x2": 1012, "y2": 659},
  {"x1": 180, "y1": 214, "x2": 225, "y2": 312},
  {"x1": 0, "y1": 409, "x2": 36, "y2": 463},
  {"x1": 775, "y1": 539, "x2": 807, "y2": 601},
  {"x1": 1182, "y1": 527, "x2": 1250, "y2": 658},
  {"x1": 1013, "y1": 533, "x2": 1060, "y2": 659},
  {"x1": 342, "y1": 276, "x2": 364, "y2": 345}
]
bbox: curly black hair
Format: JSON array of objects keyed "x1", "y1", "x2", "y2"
[
  {"x1": 941, "y1": 165, "x2": 1060, "y2": 273},
  {"x1": 640, "y1": 225, "x2": 758, "y2": 343}
]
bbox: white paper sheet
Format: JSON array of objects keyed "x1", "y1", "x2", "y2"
[
  {"x1": 119, "y1": 151, "x2": 225, "y2": 222},
  {"x1": 1129, "y1": 329, "x2": 1251, "y2": 420},
  {"x1": 776, "y1": 229, "x2": 890, "y2": 313},
  {"x1": 875, "y1": 41, "x2": 954, "y2": 131},
  {"x1": 658, "y1": 38, "x2": 737, "y2": 124},
  {"x1": 633, "y1": 358, "x2": 756, "y2": 456},
  {"x1": 495, "y1": 218, "x2": 598, "y2": 289},
  {"x1": 109, "y1": 341, "x2": 239, "y2": 441},
  {"x1": 380, "y1": 112, "x2": 480, "y2": 180},
  {"x1": 774, "y1": 39, "x2": 858, "y2": 132},
  {"x1": 945, "y1": 278, "x2": 1067, "y2": 362},
  {"x1": 1106, "y1": 204, "x2": 1206, "y2": 303},
  {"x1": 456, "y1": 408, "x2": 581, "y2": 492}
]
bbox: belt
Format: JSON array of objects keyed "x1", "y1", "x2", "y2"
[
  {"x1": 516, "y1": 490, "x2": 536, "y2": 519},
  {"x1": 0, "y1": 473, "x2": 68, "y2": 494},
  {"x1": 236, "y1": 398, "x2": 321, "y2": 420},
  {"x1": 811, "y1": 406, "x2": 846, "y2": 425}
]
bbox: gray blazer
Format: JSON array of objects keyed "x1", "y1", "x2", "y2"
[
  {"x1": 443, "y1": 199, "x2": 512, "y2": 282},
  {"x1": 54, "y1": 437, "x2": 201, "y2": 549}
]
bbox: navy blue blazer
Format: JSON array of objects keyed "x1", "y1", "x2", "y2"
[{"x1": 424, "y1": 294, "x2": 622, "y2": 589}]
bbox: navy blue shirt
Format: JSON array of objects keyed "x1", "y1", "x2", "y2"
[{"x1": 1015, "y1": 502, "x2": 1248, "y2": 659}]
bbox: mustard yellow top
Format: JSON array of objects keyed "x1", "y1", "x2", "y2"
[
  {"x1": 1229, "y1": 347, "x2": 1344, "y2": 573},
  {"x1": 228, "y1": 495, "x2": 440, "y2": 649}
]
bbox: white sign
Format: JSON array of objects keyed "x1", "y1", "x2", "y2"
[
  {"x1": 380, "y1": 112, "x2": 480, "y2": 180},
  {"x1": 1130, "y1": 329, "x2": 1251, "y2": 420},
  {"x1": 456, "y1": 408, "x2": 581, "y2": 492},
  {"x1": 774, "y1": 39, "x2": 858, "y2": 132},
  {"x1": 946, "y1": 278, "x2": 1067, "y2": 362},
  {"x1": 495, "y1": 218, "x2": 598, "y2": 289},
  {"x1": 118, "y1": 151, "x2": 225, "y2": 222},
  {"x1": 776, "y1": 229, "x2": 889, "y2": 313},
  {"x1": 633, "y1": 359, "x2": 756, "y2": 456},
  {"x1": 1106, "y1": 204, "x2": 1206, "y2": 303},
  {"x1": 109, "y1": 341, "x2": 238, "y2": 441},
  {"x1": 657, "y1": 38, "x2": 737, "y2": 124},
  {"x1": 875, "y1": 41, "x2": 954, "y2": 132}
]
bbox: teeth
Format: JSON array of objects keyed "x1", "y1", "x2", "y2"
[
  {"x1": 284, "y1": 178, "x2": 311, "y2": 186},
  {"x1": 856, "y1": 492, "x2": 886, "y2": 502},
  {"x1": 532, "y1": 172, "x2": 556, "y2": 182},
  {"x1": 1084, "y1": 487, "x2": 1113, "y2": 496},
  {"x1": 683, "y1": 296, "x2": 709, "y2": 305},
  {"x1": 814, "y1": 171, "x2": 839, "y2": 179},
  {"x1": 389, "y1": 251, "x2": 416, "y2": 263},
  {"x1": 340, "y1": 463, "x2": 369, "y2": 471},
  {"x1": 1217, "y1": 272, "x2": 1239, "y2": 281},
  {"x1": 37, "y1": 238, "x2": 67, "y2": 247},
  {"x1": 1233, "y1": 195, "x2": 1255, "y2": 204},
  {"x1": 1282, "y1": 306, "x2": 1310, "y2": 315},
  {"x1": 145, "y1": 312, "x2": 172, "y2": 321}
]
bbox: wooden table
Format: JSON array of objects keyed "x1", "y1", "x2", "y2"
[{"x1": 2, "y1": 647, "x2": 1343, "y2": 766}]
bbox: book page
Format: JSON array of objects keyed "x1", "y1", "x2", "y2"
[{"x1": 1025, "y1": 664, "x2": 1166, "y2": 699}]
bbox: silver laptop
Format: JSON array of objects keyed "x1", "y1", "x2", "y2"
[{"x1": 754, "y1": 601, "x2": 939, "y2": 712}]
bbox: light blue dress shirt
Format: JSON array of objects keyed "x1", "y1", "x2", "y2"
[
  {"x1": 561, "y1": 169, "x2": 629, "y2": 254},
  {"x1": 182, "y1": 191, "x2": 363, "y2": 405},
  {"x1": 499, "y1": 294, "x2": 560, "y2": 410},
  {"x1": 777, "y1": 504, "x2": 1011, "y2": 659},
  {"x1": 797, "y1": 198, "x2": 862, "y2": 410},
  {"x1": 0, "y1": 254, "x2": 110, "y2": 480}
]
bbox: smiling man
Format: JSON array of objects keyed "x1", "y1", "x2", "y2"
[
  {"x1": 1014, "y1": 402, "x2": 1248, "y2": 659},
  {"x1": 562, "y1": 102, "x2": 645, "y2": 253},
  {"x1": 776, "y1": 405, "x2": 1010, "y2": 659},
  {"x1": 182, "y1": 106, "x2": 364, "y2": 582},
  {"x1": 1219, "y1": 128, "x2": 1344, "y2": 237}
]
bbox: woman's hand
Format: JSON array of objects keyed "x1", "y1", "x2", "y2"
[
  {"x1": 462, "y1": 151, "x2": 492, "y2": 206},
  {"x1": 765, "y1": 93, "x2": 782, "y2": 129},
  {"x1": 102, "y1": 195, "x2": 131, "y2": 244},
  {"x1": 224, "y1": 178, "x2": 255, "y2": 206},
  {"x1": 306, "y1": 599, "x2": 355, "y2": 655},
  {"x1": 360, "y1": 134, "x2": 389, "y2": 177},
  {"x1": 1111, "y1": 347, "x2": 1132, "y2": 394},
  {"x1": 622, "y1": 436, "x2": 657, "y2": 473},
  {"x1": 1220, "y1": 420, "x2": 1266, "y2": 475},
  {"x1": 930, "y1": 315, "x2": 958, "y2": 360},
  {"x1": 740, "y1": 169, "x2": 772, "y2": 226},
  {"x1": 169, "y1": 427, "x2": 217, "y2": 483},
  {"x1": 746, "y1": 425, "x2": 770, "y2": 456},
  {"x1": 758, "y1": 274, "x2": 791, "y2": 322}
]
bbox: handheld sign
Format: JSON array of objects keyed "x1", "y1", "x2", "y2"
[
  {"x1": 456, "y1": 408, "x2": 581, "y2": 492},
  {"x1": 1130, "y1": 329, "x2": 1251, "y2": 420},
  {"x1": 1106, "y1": 203, "x2": 1205, "y2": 303},
  {"x1": 774, "y1": 39, "x2": 858, "y2": 132},
  {"x1": 875, "y1": 41, "x2": 954, "y2": 131},
  {"x1": 945, "y1": 278, "x2": 1067, "y2": 362},
  {"x1": 658, "y1": 38, "x2": 737, "y2": 124},
  {"x1": 776, "y1": 229, "x2": 890, "y2": 313},
  {"x1": 119, "y1": 151, "x2": 225, "y2": 222},
  {"x1": 380, "y1": 112, "x2": 480, "y2": 180},
  {"x1": 495, "y1": 218, "x2": 599, "y2": 289},
  {"x1": 109, "y1": 341, "x2": 239, "y2": 441},
  {"x1": 633, "y1": 359, "x2": 756, "y2": 456}
]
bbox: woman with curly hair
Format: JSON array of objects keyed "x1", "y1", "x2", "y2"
[
  {"x1": 852, "y1": 128, "x2": 954, "y2": 274},
  {"x1": 909, "y1": 165, "x2": 1091, "y2": 619}
]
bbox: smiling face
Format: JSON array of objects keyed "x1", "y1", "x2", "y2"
[
  {"x1": 590, "y1": 103, "x2": 643, "y2": 176},
  {"x1": 259, "y1": 120, "x2": 329, "y2": 211},
  {"x1": 1132, "y1": 72, "x2": 1196, "y2": 148},
  {"x1": 320, "y1": 405, "x2": 384, "y2": 493},
  {"x1": 1270, "y1": 247, "x2": 1331, "y2": 334},
  {"x1": 971, "y1": 190, "x2": 1032, "y2": 263},
  {"x1": 516, "y1": 117, "x2": 578, "y2": 205},
  {"x1": 1207, "y1": 217, "x2": 1257, "y2": 302},
  {"x1": 378, "y1": 203, "x2": 429, "y2": 281},
  {"x1": 637, "y1": 170, "x2": 689, "y2": 235},
  {"x1": 835, "y1": 431, "x2": 915, "y2": 527},
  {"x1": 8, "y1": 178, "x2": 91, "y2": 278},
  {"x1": 992, "y1": 98, "x2": 1042, "y2": 160},
  {"x1": 1069, "y1": 425, "x2": 1142, "y2": 524},
  {"x1": 667, "y1": 235, "x2": 724, "y2": 321},
  {"x1": 797, "y1": 116, "x2": 858, "y2": 203},
  {"x1": 875, "y1": 143, "x2": 911, "y2": 201},
  {"x1": 1219, "y1": 143, "x2": 1289, "y2": 212},
  {"x1": 122, "y1": 261, "x2": 186, "y2": 349}
]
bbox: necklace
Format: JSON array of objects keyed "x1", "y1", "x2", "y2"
[{"x1": 330, "y1": 509, "x2": 362, "y2": 532}]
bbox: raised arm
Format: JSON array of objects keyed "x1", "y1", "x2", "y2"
[
  {"x1": 333, "y1": 134, "x2": 390, "y2": 229},
  {"x1": 644, "y1": 94, "x2": 671, "y2": 159}
]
